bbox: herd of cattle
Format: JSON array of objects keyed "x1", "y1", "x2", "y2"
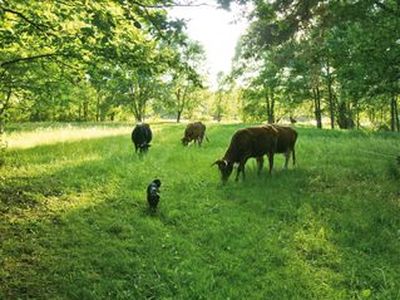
[{"x1": 131, "y1": 122, "x2": 298, "y2": 184}]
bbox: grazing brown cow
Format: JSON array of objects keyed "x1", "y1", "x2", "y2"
[
  {"x1": 212, "y1": 126, "x2": 279, "y2": 183},
  {"x1": 264, "y1": 124, "x2": 298, "y2": 169},
  {"x1": 181, "y1": 122, "x2": 208, "y2": 146}
]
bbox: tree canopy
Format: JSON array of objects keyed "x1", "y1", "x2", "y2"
[
  {"x1": 229, "y1": 0, "x2": 399, "y2": 130},
  {"x1": 1, "y1": 0, "x2": 399, "y2": 137}
]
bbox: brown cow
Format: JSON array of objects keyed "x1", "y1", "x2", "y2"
[
  {"x1": 181, "y1": 122, "x2": 208, "y2": 146},
  {"x1": 264, "y1": 124, "x2": 298, "y2": 169},
  {"x1": 212, "y1": 126, "x2": 278, "y2": 183}
]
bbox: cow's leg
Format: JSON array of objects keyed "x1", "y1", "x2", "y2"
[
  {"x1": 236, "y1": 158, "x2": 248, "y2": 181},
  {"x1": 235, "y1": 162, "x2": 244, "y2": 182},
  {"x1": 200, "y1": 134, "x2": 205, "y2": 146},
  {"x1": 292, "y1": 148, "x2": 296, "y2": 167},
  {"x1": 256, "y1": 156, "x2": 264, "y2": 175},
  {"x1": 267, "y1": 152, "x2": 274, "y2": 174},
  {"x1": 284, "y1": 150, "x2": 290, "y2": 169},
  {"x1": 235, "y1": 165, "x2": 241, "y2": 182}
]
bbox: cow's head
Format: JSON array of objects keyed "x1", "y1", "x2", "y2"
[
  {"x1": 212, "y1": 159, "x2": 233, "y2": 184},
  {"x1": 139, "y1": 143, "x2": 151, "y2": 152},
  {"x1": 181, "y1": 137, "x2": 190, "y2": 146}
]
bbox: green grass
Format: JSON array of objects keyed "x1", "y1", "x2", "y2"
[{"x1": 1, "y1": 123, "x2": 400, "y2": 299}]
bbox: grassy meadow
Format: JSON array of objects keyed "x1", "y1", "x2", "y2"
[{"x1": 1, "y1": 122, "x2": 400, "y2": 299}]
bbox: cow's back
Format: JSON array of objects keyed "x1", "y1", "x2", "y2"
[
  {"x1": 273, "y1": 126, "x2": 297, "y2": 153},
  {"x1": 131, "y1": 123, "x2": 152, "y2": 145},
  {"x1": 184, "y1": 122, "x2": 205, "y2": 138},
  {"x1": 225, "y1": 127, "x2": 278, "y2": 162}
]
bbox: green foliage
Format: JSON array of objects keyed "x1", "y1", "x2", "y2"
[
  {"x1": 1, "y1": 122, "x2": 400, "y2": 298},
  {"x1": 231, "y1": 0, "x2": 400, "y2": 130},
  {"x1": 0, "y1": 0, "x2": 205, "y2": 126}
]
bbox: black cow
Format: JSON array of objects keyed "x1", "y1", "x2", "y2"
[{"x1": 131, "y1": 123, "x2": 152, "y2": 154}]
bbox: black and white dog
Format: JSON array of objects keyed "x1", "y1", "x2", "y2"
[{"x1": 147, "y1": 179, "x2": 161, "y2": 211}]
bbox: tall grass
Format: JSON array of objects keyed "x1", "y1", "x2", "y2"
[{"x1": 1, "y1": 123, "x2": 399, "y2": 299}]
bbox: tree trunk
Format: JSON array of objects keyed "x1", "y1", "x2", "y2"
[
  {"x1": 130, "y1": 85, "x2": 143, "y2": 122},
  {"x1": 312, "y1": 87, "x2": 322, "y2": 129},
  {"x1": 396, "y1": 101, "x2": 399, "y2": 132},
  {"x1": 266, "y1": 91, "x2": 275, "y2": 124},
  {"x1": 337, "y1": 100, "x2": 355, "y2": 130},
  {"x1": 176, "y1": 110, "x2": 182, "y2": 123},
  {"x1": 78, "y1": 103, "x2": 82, "y2": 121},
  {"x1": 390, "y1": 95, "x2": 399, "y2": 132},
  {"x1": 326, "y1": 61, "x2": 335, "y2": 129},
  {"x1": 394, "y1": 96, "x2": 399, "y2": 132},
  {"x1": 175, "y1": 87, "x2": 187, "y2": 123},
  {"x1": 355, "y1": 100, "x2": 360, "y2": 129},
  {"x1": 0, "y1": 89, "x2": 12, "y2": 132},
  {"x1": 96, "y1": 93, "x2": 101, "y2": 122},
  {"x1": 83, "y1": 98, "x2": 88, "y2": 121},
  {"x1": 217, "y1": 108, "x2": 222, "y2": 122},
  {"x1": 0, "y1": 89, "x2": 12, "y2": 163},
  {"x1": 133, "y1": 112, "x2": 142, "y2": 122},
  {"x1": 390, "y1": 97, "x2": 395, "y2": 131}
]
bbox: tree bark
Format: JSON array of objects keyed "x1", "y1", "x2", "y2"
[
  {"x1": 326, "y1": 61, "x2": 335, "y2": 129},
  {"x1": 96, "y1": 94, "x2": 101, "y2": 122},
  {"x1": 175, "y1": 88, "x2": 182, "y2": 123},
  {"x1": 394, "y1": 96, "x2": 399, "y2": 132},
  {"x1": 390, "y1": 96, "x2": 395, "y2": 131},
  {"x1": 130, "y1": 84, "x2": 143, "y2": 122},
  {"x1": 176, "y1": 110, "x2": 182, "y2": 123},
  {"x1": 83, "y1": 97, "x2": 88, "y2": 121},
  {"x1": 0, "y1": 52, "x2": 58, "y2": 68},
  {"x1": 355, "y1": 100, "x2": 360, "y2": 129},
  {"x1": 312, "y1": 87, "x2": 322, "y2": 129},
  {"x1": 0, "y1": 89, "x2": 12, "y2": 158},
  {"x1": 337, "y1": 100, "x2": 355, "y2": 130},
  {"x1": 175, "y1": 87, "x2": 188, "y2": 123},
  {"x1": 390, "y1": 95, "x2": 399, "y2": 132},
  {"x1": 266, "y1": 90, "x2": 275, "y2": 124}
]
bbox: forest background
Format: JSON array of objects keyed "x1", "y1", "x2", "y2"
[{"x1": 1, "y1": 0, "x2": 399, "y2": 146}]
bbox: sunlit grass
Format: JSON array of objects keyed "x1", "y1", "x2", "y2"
[
  {"x1": 1, "y1": 123, "x2": 399, "y2": 299},
  {"x1": 6, "y1": 124, "x2": 132, "y2": 149}
]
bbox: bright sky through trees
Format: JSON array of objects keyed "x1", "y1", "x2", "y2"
[{"x1": 168, "y1": 3, "x2": 248, "y2": 89}]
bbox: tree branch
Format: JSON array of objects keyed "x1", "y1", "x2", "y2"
[
  {"x1": 0, "y1": 53, "x2": 59, "y2": 68},
  {"x1": 129, "y1": 0, "x2": 215, "y2": 9},
  {"x1": 0, "y1": 5, "x2": 49, "y2": 32}
]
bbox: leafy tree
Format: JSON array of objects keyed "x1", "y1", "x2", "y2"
[
  {"x1": 165, "y1": 38, "x2": 205, "y2": 122},
  {"x1": 227, "y1": 0, "x2": 400, "y2": 130}
]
